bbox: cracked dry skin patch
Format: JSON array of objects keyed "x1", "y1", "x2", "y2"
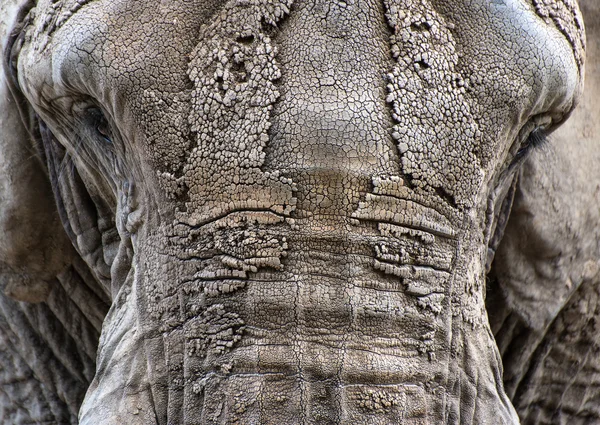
[
  {"x1": 27, "y1": 0, "x2": 94, "y2": 45},
  {"x1": 384, "y1": 0, "x2": 483, "y2": 209},
  {"x1": 169, "y1": 0, "x2": 297, "y2": 223},
  {"x1": 139, "y1": 0, "x2": 299, "y2": 422}
]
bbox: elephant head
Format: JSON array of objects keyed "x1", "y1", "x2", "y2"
[{"x1": 0, "y1": 0, "x2": 585, "y2": 423}]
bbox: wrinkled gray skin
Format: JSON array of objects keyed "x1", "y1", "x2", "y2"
[
  {"x1": 488, "y1": 1, "x2": 600, "y2": 424},
  {"x1": 0, "y1": 0, "x2": 587, "y2": 423}
]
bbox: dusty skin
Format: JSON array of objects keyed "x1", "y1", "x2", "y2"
[{"x1": 0, "y1": 0, "x2": 590, "y2": 423}]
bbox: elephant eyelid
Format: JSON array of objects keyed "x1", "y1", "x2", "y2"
[
  {"x1": 85, "y1": 107, "x2": 112, "y2": 143},
  {"x1": 97, "y1": 122, "x2": 111, "y2": 141}
]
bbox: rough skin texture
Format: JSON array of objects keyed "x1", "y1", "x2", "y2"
[
  {"x1": 0, "y1": 0, "x2": 586, "y2": 423},
  {"x1": 488, "y1": 1, "x2": 600, "y2": 424}
]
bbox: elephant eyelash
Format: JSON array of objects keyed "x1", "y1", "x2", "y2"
[{"x1": 514, "y1": 127, "x2": 547, "y2": 162}]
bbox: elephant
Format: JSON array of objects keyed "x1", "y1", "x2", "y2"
[{"x1": 0, "y1": 0, "x2": 590, "y2": 423}]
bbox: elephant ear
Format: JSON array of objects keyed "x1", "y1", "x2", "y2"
[
  {"x1": 488, "y1": 139, "x2": 600, "y2": 333},
  {"x1": 0, "y1": 0, "x2": 75, "y2": 303},
  {"x1": 487, "y1": 119, "x2": 600, "y2": 420},
  {"x1": 487, "y1": 0, "x2": 600, "y2": 418}
]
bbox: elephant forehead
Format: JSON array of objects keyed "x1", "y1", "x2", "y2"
[
  {"x1": 22, "y1": 0, "x2": 580, "y2": 121},
  {"x1": 20, "y1": 0, "x2": 580, "y2": 209}
]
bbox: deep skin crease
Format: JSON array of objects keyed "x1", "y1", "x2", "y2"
[{"x1": 0, "y1": 0, "x2": 584, "y2": 423}]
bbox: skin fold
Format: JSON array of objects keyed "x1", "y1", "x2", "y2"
[
  {"x1": 0, "y1": 0, "x2": 588, "y2": 423},
  {"x1": 0, "y1": 1, "x2": 108, "y2": 423}
]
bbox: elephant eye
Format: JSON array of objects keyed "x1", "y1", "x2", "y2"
[
  {"x1": 515, "y1": 127, "x2": 547, "y2": 162},
  {"x1": 85, "y1": 107, "x2": 112, "y2": 143}
]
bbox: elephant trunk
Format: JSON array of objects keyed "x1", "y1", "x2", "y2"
[{"x1": 80, "y1": 168, "x2": 517, "y2": 424}]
